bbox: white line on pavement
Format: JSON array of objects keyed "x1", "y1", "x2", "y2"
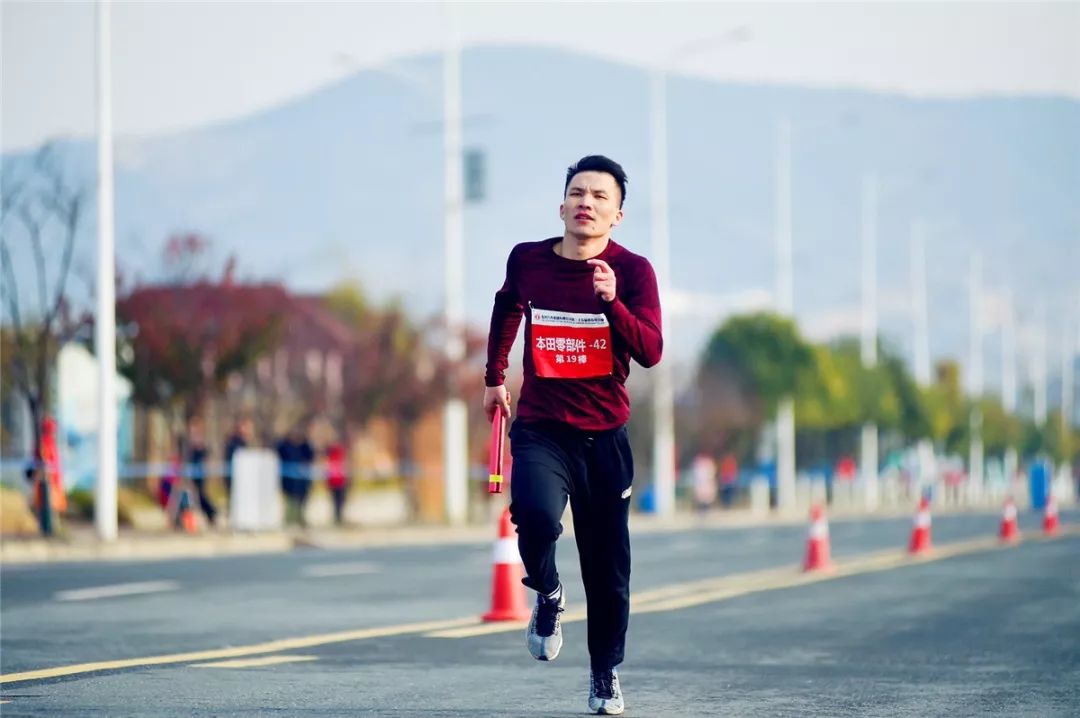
[
  {"x1": 301, "y1": 562, "x2": 380, "y2": 578},
  {"x1": 54, "y1": 580, "x2": 180, "y2": 602}
]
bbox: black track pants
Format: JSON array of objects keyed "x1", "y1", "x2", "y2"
[{"x1": 508, "y1": 419, "x2": 634, "y2": 671}]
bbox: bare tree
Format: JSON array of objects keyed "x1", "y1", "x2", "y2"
[{"x1": 0, "y1": 145, "x2": 90, "y2": 531}]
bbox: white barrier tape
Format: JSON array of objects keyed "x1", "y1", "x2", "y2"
[{"x1": 493, "y1": 537, "x2": 521, "y2": 565}]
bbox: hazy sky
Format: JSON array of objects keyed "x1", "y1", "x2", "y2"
[{"x1": 3, "y1": 1, "x2": 1078, "y2": 152}]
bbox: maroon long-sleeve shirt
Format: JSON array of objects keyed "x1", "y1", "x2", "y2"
[{"x1": 485, "y1": 237, "x2": 663, "y2": 431}]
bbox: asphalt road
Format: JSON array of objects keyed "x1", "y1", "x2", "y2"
[{"x1": 2, "y1": 508, "x2": 1077, "y2": 716}]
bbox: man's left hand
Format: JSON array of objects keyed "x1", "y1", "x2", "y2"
[{"x1": 587, "y1": 259, "x2": 616, "y2": 302}]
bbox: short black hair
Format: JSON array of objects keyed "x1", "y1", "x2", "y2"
[{"x1": 564, "y1": 155, "x2": 628, "y2": 207}]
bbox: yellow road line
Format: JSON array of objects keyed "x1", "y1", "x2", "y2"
[
  {"x1": 425, "y1": 528, "x2": 1079, "y2": 639},
  {"x1": 191, "y1": 655, "x2": 318, "y2": 669},
  {"x1": 0, "y1": 616, "x2": 476, "y2": 685}
]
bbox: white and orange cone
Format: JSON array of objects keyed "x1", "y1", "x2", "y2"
[
  {"x1": 909, "y1": 496, "x2": 933, "y2": 555},
  {"x1": 1043, "y1": 495, "x2": 1060, "y2": 536},
  {"x1": 803, "y1": 504, "x2": 833, "y2": 572},
  {"x1": 999, "y1": 497, "x2": 1020, "y2": 543},
  {"x1": 482, "y1": 508, "x2": 531, "y2": 622}
]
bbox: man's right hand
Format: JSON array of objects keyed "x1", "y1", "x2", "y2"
[{"x1": 483, "y1": 385, "x2": 512, "y2": 423}]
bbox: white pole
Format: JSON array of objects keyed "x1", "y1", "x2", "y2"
[
  {"x1": 1062, "y1": 310, "x2": 1074, "y2": 432},
  {"x1": 1034, "y1": 302, "x2": 1048, "y2": 426},
  {"x1": 649, "y1": 68, "x2": 676, "y2": 517},
  {"x1": 910, "y1": 220, "x2": 935, "y2": 494},
  {"x1": 968, "y1": 252, "x2": 984, "y2": 503},
  {"x1": 1002, "y1": 286, "x2": 1018, "y2": 483},
  {"x1": 860, "y1": 173, "x2": 879, "y2": 510},
  {"x1": 775, "y1": 118, "x2": 796, "y2": 514},
  {"x1": 776, "y1": 120, "x2": 794, "y2": 318},
  {"x1": 1073, "y1": 289, "x2": 1080, "y2": 427},
  {"x1": 1002, "y1": 287, "x2": 1017, "y2": 413},
  {"x1": 911, "y1": 220, "x2": 931, "y2": 386},
  {"x1": 95, "y1": 0, "x2": 118, "y2": 542},
  {"x1": 442, "y1": 19, "x2": 467, "y2": 525}
]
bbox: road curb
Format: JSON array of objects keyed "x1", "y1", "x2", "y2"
[
  {"x1": 0, "y1": 532, "x2": 295, "y2": 565},
  {"x1": 2, "y1": 505, "x2": 1072, "y2": 565}
]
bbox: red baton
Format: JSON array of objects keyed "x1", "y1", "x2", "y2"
[{"x1": 488, "y1": 410, "x2": 506, "y2": 494}]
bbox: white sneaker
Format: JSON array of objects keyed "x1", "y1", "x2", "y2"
[
  {"x1": 588, "y1": 668, "x2": 624, "y2": 715},
  {"x1": 526, "y1": 585, "x2": 565, "y2": 661}
]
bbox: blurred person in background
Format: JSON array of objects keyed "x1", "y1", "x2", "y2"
[
  {"x1": 277, "y1": 422, "x2": 315, "y2": 527},
  {"x1": 691, "y1": 452, "x2": 718, "y2": 513},
  {"x1": 324, "y1": 440, "x2": 349, "y2": 526},
  {"x1": 719, "y1": 452, "x2": 738, "y2": 509},
  {"x1": 186, "y1": 418, "x2": 217, "y2": 527},
  {"x1": 483, "y1": 155, "x2": 662, "y2": 716},
  {"x1": 223, "y1": 416, "x2": 256, "y2": 499},
  {"x1": 836, "y1": 455, "x2": 856, "y2": 483}
]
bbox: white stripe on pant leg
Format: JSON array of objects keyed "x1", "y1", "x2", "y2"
[{"x1": 493, "y1": 537, "x2": 521, "y2": 564}]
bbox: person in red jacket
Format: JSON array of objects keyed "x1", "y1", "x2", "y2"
[
  {"x1": 325, "y1": 442, "x2": 349, "y2": 526},
  {"x1": 483, "y1": 155, "x2": 662, "y2": 716}
]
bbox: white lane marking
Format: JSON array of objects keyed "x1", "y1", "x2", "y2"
[
  {"x1": 301, "y1": 562, "x2": 380, "y2": 578},
  {"x1": 55, "y1": 580, "x2": 180, "y2": 602},
  {"x1": 191, "y1": 655, "x2": 318, "y2": 669}
]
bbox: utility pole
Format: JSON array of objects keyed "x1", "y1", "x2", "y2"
[
  {"x1": 860, "y1": 173, "x2": 879, "y2": 510},
  {"x1": 967, "y1": 252, "x2": 984, "y2": 503},
  {"x1": 1034, "y1": 302, "x2": 1048, "y2": 426},
  {"x1": 1002, "y1": 286, "x2": 1018, "y2": 482},
  {"x1": 774, "y1": 119, "x2": 796, "y2": 514},
  {"x1": 646, "y1": 30, "x2": 750, "y2": 517},
  {"x1": 649, "y1": 68, "x2": 675, "y2": 517},
  {"x1": 95, "y1": 0, "x2": 118, "y2": 541},
  {"x1": 910, "y1": 220, "x2": 935, "y2": 494},
  {"x1": 442, "y1": 18, "x2": 467, "y2": 525},
  {"x1": 1062, "y1": 309, "x2": 1074, "y2": 442}
]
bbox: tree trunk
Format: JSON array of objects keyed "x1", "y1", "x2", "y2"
[{"x1": 26, "y1": 392, "x2": 48, "y2": 535}]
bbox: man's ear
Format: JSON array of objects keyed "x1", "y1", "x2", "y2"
[
  {"x1": 610, "y1": 208, "x2": 624, "y2": 228},
  {"x1": 559, "y1": 202, "x2": 565, "y2": 220}
]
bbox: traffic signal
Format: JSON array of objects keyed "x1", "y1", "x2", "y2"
[{"x1": 464, "y1": 148, "x2": 486, "y2": 203}]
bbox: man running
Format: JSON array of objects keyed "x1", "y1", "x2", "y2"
[{"x1": 483, "y1": 155, "x2": 662, "y2": 715}]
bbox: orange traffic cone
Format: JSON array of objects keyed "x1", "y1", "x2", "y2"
[
  {"x1": 999, "y1": 497, "x2": 1020, "y2": 543},
  {"x1": 482, "y1": 508, "x2": 531, "y2": 622},
  {"x1": 909, "y1": 496, "x2": 933, "y2": 555},
  {"x1": 1043, "y1": 495, "x2": 1060, "y2": 536},
  {"x1": 803, "y1": 504, "x2": 833, "y2": 572},
  {"x1": 176, "y1": 480, "x2": 198, "y2": 534},
  {"x1": 181, "y1": 506, "x2": 198, "y2": 534}
]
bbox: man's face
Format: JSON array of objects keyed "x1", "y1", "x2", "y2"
[{"x1": 560, "y1": 171, "x2": 623, "y2": 240}]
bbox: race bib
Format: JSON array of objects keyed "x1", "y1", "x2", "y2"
[{"x1": 530, "y1": 306, "x2": 613, "y2": 379}]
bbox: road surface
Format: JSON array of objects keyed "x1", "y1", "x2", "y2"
[{"x1": 2, "y1": 509, "x2": 1077, "y2": 716}]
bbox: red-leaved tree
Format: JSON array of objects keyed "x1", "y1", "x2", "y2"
[{"x1": 116, "y1": 236, "x2": 289, "y2": 433}]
